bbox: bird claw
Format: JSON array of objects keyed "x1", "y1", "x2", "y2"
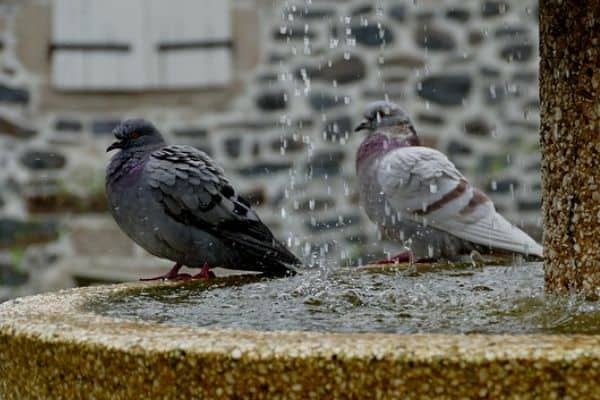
[
  {"x1": 190, "y1": 263, "x2": 215, "y2": 279},
  {"x1": 140, "y1": 263, "x2": 185, "y2": 281},
  {"x1": 139, "y1": 263, "x2": 214, "y2": 281}
]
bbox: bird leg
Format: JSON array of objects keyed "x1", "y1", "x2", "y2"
[
  {"x1": 190, "y1": 262, "x2": 216, "y2": 280},
  {"x1": 140, "y1": 263, "x2": 191, "y2": 281},
  {"x1": 375, "y1": 250, "x2": 411, "y2": 264}
]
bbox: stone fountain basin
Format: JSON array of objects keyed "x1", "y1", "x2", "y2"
[{"x1": 1, "y1": 264, "x2": 600, "y2": 399}]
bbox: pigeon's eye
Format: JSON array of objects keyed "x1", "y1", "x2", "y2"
[{"x1": 130, "y1": 131, "x2": 140, "y2": 140}]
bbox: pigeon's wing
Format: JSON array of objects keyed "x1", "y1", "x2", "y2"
[
  {"x1": 377, "y1": 146, "x2": 543, "y2": 256},
  {"x1": 146, "y1": 145, "x2": 299, "y2": 275}
]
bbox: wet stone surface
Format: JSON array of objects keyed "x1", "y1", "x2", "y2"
[
  {"x1": 89, "y1": 263, "x2": 600, "y2": 335},
  {"x1": 297, "y1": 55, "x2": 366, "y2": 84},
  {"x1": 415, "y1": 27, "x2": 456, "y2": 51},
  {"x1": 500, "y1": 43, "x2": 534, "y2": 62},
  {"x1": 323, "y1": 116, "x2": 353, "y2": 142},
  {"x1": 446, "y1": 7, "x2": 470, "y2": 22},
  {"x1": 223, "y1": 137, "x2": 242, "y2": 158},
  {"x1": 0, "y1": 217, "x2": 59, "y2": 249},
  {"x1": 446, "y1": 140, "x2": 472, "y2": 156},
  {"x1": 351, "y1": 24, "x2": 394, "y2": 47},
  {"x1": 0, "y1": 83, "x2": 29, "y2": 104},
  {"x1": 256, "y1": 90, "x2": 287, "y2": 111},
  {"x1": 308, "y1": 92, "x2": 346, "y2": 111},
  {"x1": 417, "y1": 74, "x2": 472, "y2": 105},
  {"x1": 20, "y1": 150, "x2": 66, "y2": 170},
  {"x1": 237, "y1": 162, "x2": 292, "y2": 177},
  {"x1": 464, "y1": 117, "x2": 495, "y2": 136},
  {"x1": 54, "y1": 119, "x2": 83, "y2": 132},
  {"x1": 388, "y1": 4, "x2": 407, "y2": 21},
  {"x1": 0, "y1": 116, "x2": 36, "y2": 139},
  {"x1": 305, "y1": 150, "x2": 345, "y2": 177},
  {"x1": 481, "y1": 1, "x2": 509, "y2": 17}
]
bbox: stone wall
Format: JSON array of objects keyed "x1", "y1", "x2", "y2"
[{"x1": 0, "y1": 0, "x2": 541, "y2": 298}]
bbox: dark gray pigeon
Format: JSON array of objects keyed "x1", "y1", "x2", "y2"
[
  {"x1": 354, "y1": 101, "x2": 543, "y2": 262},
  {"x1": 106, "y1": 119, "x2": 299, "y2": 280}
]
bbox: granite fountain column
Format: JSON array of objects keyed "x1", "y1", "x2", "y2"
[{"x1": 540, "y1": 0, "x2": 600, "y2": 295}]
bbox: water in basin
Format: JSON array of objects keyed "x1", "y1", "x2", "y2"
[{"x1": 87, "y1": 262, "x2": 600, "y2": 334}]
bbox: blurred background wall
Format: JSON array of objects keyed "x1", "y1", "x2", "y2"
[{"x1": 0, "y1": 0, "x2": 540, "y2": 299}]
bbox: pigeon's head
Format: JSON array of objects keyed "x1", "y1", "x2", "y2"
[
  {"x1": 354, "y1": 101, "x2": 416, "y2": 137},
  {"x1": 107, "y1": 119, "x2": 165, "y2": 152}
]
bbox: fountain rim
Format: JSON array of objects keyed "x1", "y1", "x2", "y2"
[{"x1": 2, "y1": 276, "x2": 600, "y2": 361}]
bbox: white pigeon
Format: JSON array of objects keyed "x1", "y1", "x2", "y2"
[{"x1": 354, "y1": 100, "x2": 543, "y2": 262}]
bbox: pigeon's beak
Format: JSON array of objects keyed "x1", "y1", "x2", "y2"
[
  {"x1": 354, "y1": 119, "x2": 371, "y2": 132},
  {"x1": 106, "y1": 140, "x2": 125, "y2": 152}
]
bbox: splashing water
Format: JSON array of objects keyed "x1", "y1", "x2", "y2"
[{"x1": 89, "y1": 263, "x2": 600, "y2": 335}]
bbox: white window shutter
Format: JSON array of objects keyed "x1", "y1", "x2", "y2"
[
  {"x1": 52, "y1": 0, "x2": 146, "y2": 90},
  {"x1": 52, "y1": 0, "x2": 232, "y2": 90},
  {"x1": 149, "y1": 0, "x2": 232, "y2": 88}
]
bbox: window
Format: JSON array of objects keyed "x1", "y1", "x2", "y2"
[{"x1": 51, "y1": 0, "x2": 232, "y2": 90}]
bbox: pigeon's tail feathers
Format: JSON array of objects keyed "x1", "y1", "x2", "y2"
[
  {"x1": 248, "y1": 237, "x2": 301, "y2": 277},
  {"x1": 218, "y1": 220, "x2": 301, "y2": 277},
  {"x1": 437, "y1": 210, "x2": 544, "y2": 257}
]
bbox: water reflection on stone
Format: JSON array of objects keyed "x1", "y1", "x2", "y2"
[{"x1": 89, "y1": 263, "x2": 600, "y2": 335}]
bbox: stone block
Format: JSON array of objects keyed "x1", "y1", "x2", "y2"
[
  {"x1": 417, "y1": 74, "x2": 472, "y2": 106},
  {"x1": 255, "y1": 90, "x2": 287, "y2": 111},
  {"x1": 482, "y1": 1, "x2": 509, "y2": 17},
  {"x1": 446, "y1": 7, "x2": 470, "y2": 22},
  {"x1": 0, "y1": 218, "x2": 59, "y2": 250},
  {"x1": 306, "y1": 150, "x2": 345, "y2": 177},
  {"x1": 20, "y1": 150, "x2": 66, "y2": 170},
  {"x1": 296, "y1": 55, "x2": 366, "y2": 85},
  {"x1": 0, "y1": 84, "x2": 30, "y2": 105},
  {"x1": 0, "y1": 115, "x2": 36, "y2": 138},
  {"x1": 323, "y1": 116, "x2": 352, "y2": 142},
  {"x1": 352, "y1": 24, "x2": 394, "y2": 47},
  {"x1": 500, "y1": 44, "x2": 534, "y2": 63},
  {"x1": 415, "y1": 27, "x2": 456, "y2": 51},
  {"x1": 237, "y1": 162, "x2": 292, "y2": 177}
]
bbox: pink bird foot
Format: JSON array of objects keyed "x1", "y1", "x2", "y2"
[
  {"x1": 375, "y1": 250, "x2": 411, "y2": 264},
  {"x1": 140, "y1": 263, "x2": 191, "y2": 281},
  {"x1": 190, "y1": 263, "x2": 216, "y2": 280}
]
